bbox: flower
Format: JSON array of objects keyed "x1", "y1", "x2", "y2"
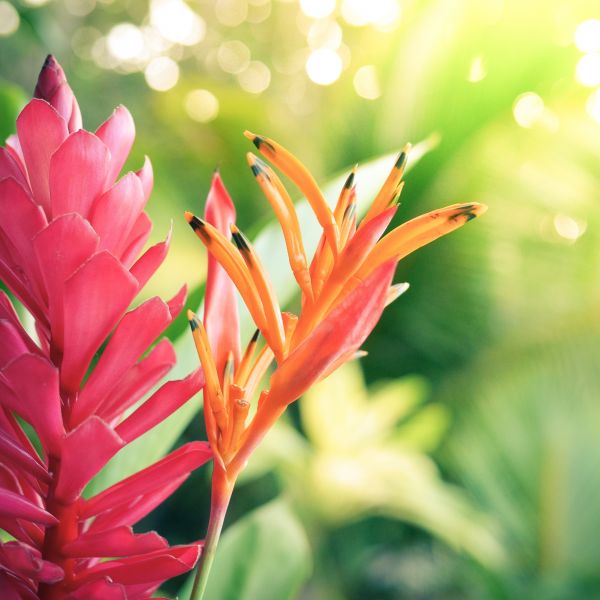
[
  {"x1": 0, "y1": 56, "x2": 212, "y2": 598},
  {"x1": 184, "y1": 132, "x2": 486, "y2": 598}
]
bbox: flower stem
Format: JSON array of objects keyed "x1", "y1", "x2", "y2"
[{"x1": 190, "y1": 465, "x2": 234, "y2": 600}]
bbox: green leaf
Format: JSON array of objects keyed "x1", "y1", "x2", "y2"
[
  {"x1": 0, "y1": 82, "x2": 25, "y2": 142},
  {"x1": 179, "y1": 499, "x2": 312, "y2": 600}
]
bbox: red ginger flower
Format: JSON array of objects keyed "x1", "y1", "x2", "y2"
[
  {"x1": 184, "y1": 133, "x2": 486, "y2": 597},
  {"x1": 0, "y1": 56, "x2": 212, "y2": 599}
]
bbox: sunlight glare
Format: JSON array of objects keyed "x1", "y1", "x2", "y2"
[
  {"x1": 0, "y1": 2, "x2": 19, "y2": 37},
  {"x1": 185, "y1": 89, "x2": 220, "y2": 122},
  {"x1": 353, "y1": 65, "x2": 381, "y2": 99},
  {"x1": 574, "y1": 19, "x2": 600, "y2": 53},
  {"x1": 107, "y1": 24, "x2": 145, "y2": 61},
  {"x1": 307, "y1": 19, "x2": 342, "y2": 50},
  {"x1": 553, "y1": 214, "x2": 586, "y2": 241},
  {"x1": 575, "y1": 53, "x2": 600, "y2": 87},
  {"x1": 306, "y1": 48, "x2": 342, "y2": 85},
  {"x1": 144, "y1": 56, "x2": 180, "y2": 91},
  {"x1": 300, "y1": 0, "x2": 336, "y2": 19},
  {"x1": 513, "y1": 92, "x2": 544, "y2": 128},
  {"x1": 150, "y1": 0, "x2": 206, "y2": 46},
  {"x1": 217, "y1": 40, "x2": 251, "y2": 74},
  {"x1": 586, "y1": 88, "x2": 600, "y2": 124},
  {"x1": 237, "y1": 60, "x2": 271, "y2": 93}
]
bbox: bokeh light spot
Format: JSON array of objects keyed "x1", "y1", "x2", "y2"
[
  {"x1": 371, "y1": 0, "x2": 401, "y2": 30},
  {"x1": 64, "y1": 0, "x2": 96, "y2": 16},
  {"x1": 247, "y1": 0, "x2": 271, "y2": 23},
  {"x1": 586, "y1": 88, "x2": 600, "y2": 124},
  {"x1": 307, "y1": 20, "x2": 342, "y2": 50},
  {"x1": 0, "y1": 1, "x2": 19, "y2": 37},
  {"x1": 150, "y1": 0, "x2": 206, "y2": 46},
  {"x1": 574, "y1": 19, "x2": 600, "y2": 53},
  {"x1": 467, "y1": 56, "x2": 487, "y2": 82},
  {"x1": 185, "y1": 89, "x2": 220, "y2": 122},
  {"x1": 216, "y1": 0, "x2": 248, "y2": 27},
  {"x1": 553, "y1": 214, "x2": 586, "y2": 241},
  {"x1": 71, "y1": 27, "x2": 102, "y2": 60},
  {"x1": 513, "y1": 92, "x2": 545, "y2": 128},
  {"x1": 21, "y1": 0, "x2": 50, "y2": 6},
  {"x1": 217, "y1": 40, "x2": 251, "y2": 74},
  {"x1": 300, "y1": 0, "x2": 336, "y2": 19},
  {"x1": 107, "y1": 24, "x2": 145, "y2": 62},
  {"x1": 342, "y1": 0, "x2": 400, "y2": 28},
  {"x1": 341, "y1": 0, "x2": 371, "y2": 26},
  {"x1": 575, "y1": 53, "x2": 600, "y2": 87},
  {"x1": 306, "y1": 48, "x2": 342, "y2": 85},
  {"x1": 353, "y1": 65, "x2": 381, "y2": 99},
  {"x1": 144, "y1": 56, "x2": 180, "y2": 91},
  {"x1": 237, "y1": 60, "x2": 271, "y2": 93}
]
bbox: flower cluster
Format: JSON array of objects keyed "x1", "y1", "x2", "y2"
[
  {"x1": 185, "y1": 131, "x2": 486, "y2": 596},
  {"x1": 0, "y1": 57, "x2": 211, "y2": 598}
]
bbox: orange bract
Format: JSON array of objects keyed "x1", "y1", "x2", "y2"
[{"x1": 186, "y1": 133, "x2": 487, "y2": 473}]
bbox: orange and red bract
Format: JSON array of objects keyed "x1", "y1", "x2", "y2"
[
  {"x1": 185, "y1": 130, "x2": 486, "y2": 597},
  {"x1": 0, "y1": 57, "x2": 212, "y2": 598}
]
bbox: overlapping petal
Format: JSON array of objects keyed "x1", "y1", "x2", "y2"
[
  {"x1": 0, "y1": 56, "x2": 209, "y2": 597},
  {"x1": 270, "y1": 260, "x2": 397, "y2": 406}
]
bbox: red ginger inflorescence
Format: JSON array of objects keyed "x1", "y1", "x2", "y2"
[{"x1": 0, "y1": 56, "x2": 212, "y2": 599}]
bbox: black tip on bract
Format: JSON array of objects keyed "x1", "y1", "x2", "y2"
[
  {"x1": 188, "y1": 317, "x2": 199, "y2": 332},
  {"x1": 250, "y1": 164, "x2": 261, "y2": 178},
  {"x1": 231, "y1": 228, "x2": 250, "y2": 252},
  {"x1": 252, "y1": 136, "x2": 276, "y2": 153},
  {"x1": 395, "y1": 151, "x2": 407, "y2": 170},
  {"x1": 455, "y1": 203, "x2": 480, "y2": 222},
  {"x1": 189, "y1": 215, "x2": 205, "y2": 231},
  {"x1": 251, "y1": 328, "x2": 260, "y2": 343},
  {"x1": 344, "y1": 171, "x2": 355, "y2": 189}
]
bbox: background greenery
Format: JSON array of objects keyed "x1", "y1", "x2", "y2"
[{"x1": 1, "y1": 0, "x2": 600, "y2": 598}]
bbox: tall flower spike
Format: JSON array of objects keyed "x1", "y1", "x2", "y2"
[
  {"x1": 0, "y1": 57, "x2": 212, "y2": 598},
  {"x1": 185, "y1": 134, "x2": 486, "y2": 599}
]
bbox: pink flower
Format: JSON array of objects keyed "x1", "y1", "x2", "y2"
[{"x1": 0, "y1": 56, "x2": 211, "y2": 598}]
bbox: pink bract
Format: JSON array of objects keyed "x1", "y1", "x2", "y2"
[{"x1": 0, "y1": 56, "x2": 211, "y2": 598}]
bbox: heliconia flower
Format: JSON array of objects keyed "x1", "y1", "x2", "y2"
[
  {"x1": 184, "y1": 132, "x2": 486, "y2": 599},
  {"x1": 0, "y1": 56, "x2": 211, "y2": 598}
]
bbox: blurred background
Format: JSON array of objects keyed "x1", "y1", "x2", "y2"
[{"x1": 1, "y1": 0, "x2": 600, "y2": 598}]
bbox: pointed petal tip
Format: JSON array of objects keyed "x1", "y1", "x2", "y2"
[
  {"x1": 343, "y1": 170, "x2": 355, "y2": 189},
  {"x1": 230, "y1": 226, "x2": 250, "y2": 252},
  {"x1": 187, "y1": 310, "x2": 199, "y2": 331},
  {"x1": 244, "y1": 130, "x2": 267, "y2": 150},
  {"x1": 473, "y1": 202, "x2": 488, "y2": 216},
  {"x1": 211, "y1": 168, "x2": 222, "y2": 184}
]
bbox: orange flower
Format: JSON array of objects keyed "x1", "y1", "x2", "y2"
[{"x1": 185, "y1": 133, "x2": 486, "y2": 599}]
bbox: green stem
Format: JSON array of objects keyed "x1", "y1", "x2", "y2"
[{"x1": 190, "y1": 466, "x2": 234, "y2": 600}]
